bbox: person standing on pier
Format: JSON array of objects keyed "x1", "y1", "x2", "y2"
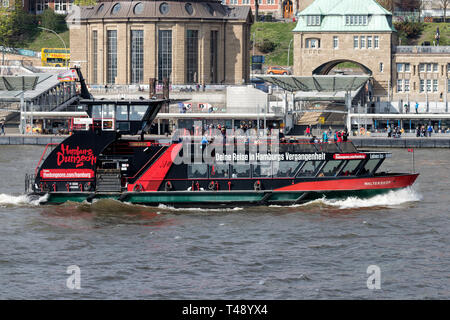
[
  {"x1": 415, "y1": 102, "x2": 419, "y2": 114},
  {"x1": 0, "y1": 121, "x2": 5, "y2": 135}
]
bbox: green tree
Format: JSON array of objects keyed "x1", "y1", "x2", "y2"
[
  {"x1": 0, "y1": 1, "x2": 37, "y2": 48},
  {"x1": 39, "y1": 9, "x2": 68, "y2": 33},
  {"x1": 74, "y1": 0, "x2": 98, "y2": 5}
]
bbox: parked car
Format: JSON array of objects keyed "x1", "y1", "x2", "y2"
[{"x1": 266, "y1": 66, "x2": 289, "y2": 75}]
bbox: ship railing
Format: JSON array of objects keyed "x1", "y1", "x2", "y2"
[
  {"x1": 35, "y1": 143, "x2": 59, "y2": 176},
  {"x1": 25, "y1": 173, "x2": 36, "y2": 193}
]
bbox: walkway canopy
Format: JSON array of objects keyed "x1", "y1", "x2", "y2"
[
  {"x1": 257, "y1": 75, "x2": 370, "y2": 93},
  {"x1": 257, "y1": 75, "x2": 371, "y2": 103}
]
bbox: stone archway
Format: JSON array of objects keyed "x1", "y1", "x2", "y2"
[{"x1": 312, "y1": 60, "x2": 373, "y2": 76}]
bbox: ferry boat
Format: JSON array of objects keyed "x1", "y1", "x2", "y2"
[{"x1": 25, "y1": 72, "x2": 419, "y2": 206}]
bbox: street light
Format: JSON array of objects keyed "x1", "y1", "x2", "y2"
[
  {"x1": 38, "y1": 26, "x2": 68, "y2": 68},
  {"x1": 287, "y1": 38, "x2": 293, "y2": 67}
]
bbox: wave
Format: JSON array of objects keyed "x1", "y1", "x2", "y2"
[
  {"x1": 0, "y1": 193, "x2": 48, "y2": 207},
  {"x1": 306, "y1": 187, "x2": 422, "y2": 209}
]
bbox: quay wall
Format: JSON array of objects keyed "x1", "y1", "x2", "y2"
[
  {"x1": 351, "y1": 138, "x2": 450, "y2": 148},
  {"x1": 0, "y1": 136, "x2": 65, "y2": 145}
]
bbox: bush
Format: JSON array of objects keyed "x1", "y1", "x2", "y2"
[
  {"x1": 39, "y1": 9, "x2": 68, "y2": 33},
  {"x1": 394, "y1": 21, "x2": 424, "y2": 39},
  {"x1": 256, "y1": 39, "x2": 276, "y2": 54}
]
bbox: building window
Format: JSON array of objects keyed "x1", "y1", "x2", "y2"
[
  {"x1": 367, "y1": 36, "x2": 372, "y2": 49},
  {"x1": 131, "y1": 30, "x2": 144, "y2": 84},
  {"x1": 379, "y1": 62, "x2": 384, "y2": 72},
  {"x1": 397, "y1": 79, "x2": 403, "y2": 92},
  {"x1": 186, "y1": 30, "x2": 198, "y2": 84},
  {"x1": 306, "y1": 38, "x2": 320, "y2": 48},
  {"x1": 333, "y1": 36, "x2": 338, "y2": 49},
  {"x1": 419, "y1": 63, "x2": 425, "y2": 72},
  {"x1": 307, "y1": 15, "x2": 321, "y2": 26},
  {"x1": 426, "y1": 79, "x2": 431, "y2": 92},
  {"x1": 111, "y1": 3, "x2": 121, "y2": 15},
  {"x1": 353, "y1": 36, "x2": 359, "y2": 49},
  {"x1": 36, "y1": 0, "x2": 43, "y2": 12},
  {"x1": 420, "y1": 79, "x2": 424, "y2": 92},
  {"x1": 374, "y1": 36, "x2": 379, "y2": 48},
  {"x1": 397, "y1": 63, "x2": 403, "y2": 72},
  {"x1": 92, "y1": 30, "x2": 98, "y2": 84},
  {"x1": 158, "y1": 30, "x2": 172, "y2": 83},
  {"x1": 433, "y1": 63, "x2": 438, "y2": 72},
  {"x1": 404, "y1": 63, "x2": 410, "y2": 72},
  {"x1": 134, "y1": 2, "x2": 144, "y2": 15},
  {"x1": 360, "y1": 36, "x2": 365, "y2": 49},
  {"x1": 345, "y1": 15, "x2": 368, "y2": 25},
  {"x1": 210, "y1": 30, "x2": 218, "y2": 83},
  {"x1": 433, "y1": 79, "x2": 438, "y2": 92},
  {"x1": 107, "y1": 30, "x2": 117, "y2": 84},
  {"x1": 242, "y1": 0, "x2": 250, "y2": 3},
  {"x1": 426, "y1": 63, "x2": 432, "y2": 72},
  {"x1": 404, "y1": 79, "x2": 410, "y2": 92}
]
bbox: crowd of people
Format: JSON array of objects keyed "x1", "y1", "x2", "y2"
[{"x1": 305, "y1": 125, "x2": 349, "y2": 143}]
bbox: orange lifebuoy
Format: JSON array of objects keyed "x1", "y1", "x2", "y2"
[{"x1": 165, "y1": 181, "x2": 172, "y2": 191}]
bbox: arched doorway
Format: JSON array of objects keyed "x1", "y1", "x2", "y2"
[
  {"x1": 282, "y1": 0, "x2": 293, "y2": 19},
  {"x1": 312, "y1": 60, "x2": 373, "y2": 76}
]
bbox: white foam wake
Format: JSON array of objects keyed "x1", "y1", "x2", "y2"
[
  {"x1": 0, "y1": 193, "x2": 48, "y2": 207},
  {"x1": 156, "y1": 204, "x2": 244, "y2": 212},
  {"x1": 308, "y1": 187, "x2": 422, "y2": 209}
]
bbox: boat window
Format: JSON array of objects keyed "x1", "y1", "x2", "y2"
[
  {"x1": 116, "y1": 105, "x2": 128, "y2": 120},
  {"x1": 102, "y1": 104, "x2": 115, "y2": 119},
  {"x1": 318, "y1": 160, "x2": 344, "y2": 177},
  {"x1": 231, "y1": 164, "x2": 251, "y2": 178},
  {"x1": 117, "y1": 122, "x2": 130, "y2": 131},
  {"x1": 92, "y1": 105, "x2": 102, "y2": 119},
  {"x1": 339, "y1": 160, "x2": 362, "y2": 176},
  {"x1": 210, "y1": 164, "x2": 229, "y2": 178},
  {"x1": 361, "y1": 159, "x2": 380, "y2": 175},
  {"x1": 273, "y1": 161, "x2": 302, "y2": 178},
  {"x1": 252, "y1": 163, "x2": 272, "y2": 178},
  {"x1": 297, "y1": 161, "x2": 323, "y2": 177},
  {"x1": 129, "y1": 105, "x2": 147, "y2": 120},
  {"x1": 188, "y1": 164, "x2": 208, "y2": 179}
]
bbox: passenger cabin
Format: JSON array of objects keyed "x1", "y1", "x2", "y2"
[{"x1": 74, "y1": 99, "x2": 167, "y2": 135}]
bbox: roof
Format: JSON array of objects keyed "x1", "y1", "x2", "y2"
[
  {"x1": 294, "y1": 0, "x2": 395, "y2": 33},
  {"x1": 70, "y1": 1, "x2": 252, "y2": 22},
  {"x1": 257, "y1": 75, "x2": 370, "y2": 93},
  {"x1": 0, "y1": 73, "x2": 61, "y2": 102},
  {"x1": 300, "y1": 0, "x2": 391, "y2": 16}
]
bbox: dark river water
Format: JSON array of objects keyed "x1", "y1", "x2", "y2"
[{"x1": 0, "y1": 145, "x2": 449, "y2": 299}]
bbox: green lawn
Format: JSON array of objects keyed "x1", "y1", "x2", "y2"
[
  {"x1": 398, "y1": 22, "x2": 449, "y2": 46},
  {"x1": 416, "y1": 22, "x2": 449, "y2": 46},
  {"x1": 251, "y1": 22, "x2": 296, "y2": 67},
  {"x1": 23, "y1": 30, "x2": 70, "y2": 52}
]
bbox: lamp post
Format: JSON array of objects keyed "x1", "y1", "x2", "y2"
[
  {"x1": 38, "y1": 26, "x2": 68, "y2": 68},
  {"x1": 287, "y1": 38, "x2": 293, "y2": 67}
]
